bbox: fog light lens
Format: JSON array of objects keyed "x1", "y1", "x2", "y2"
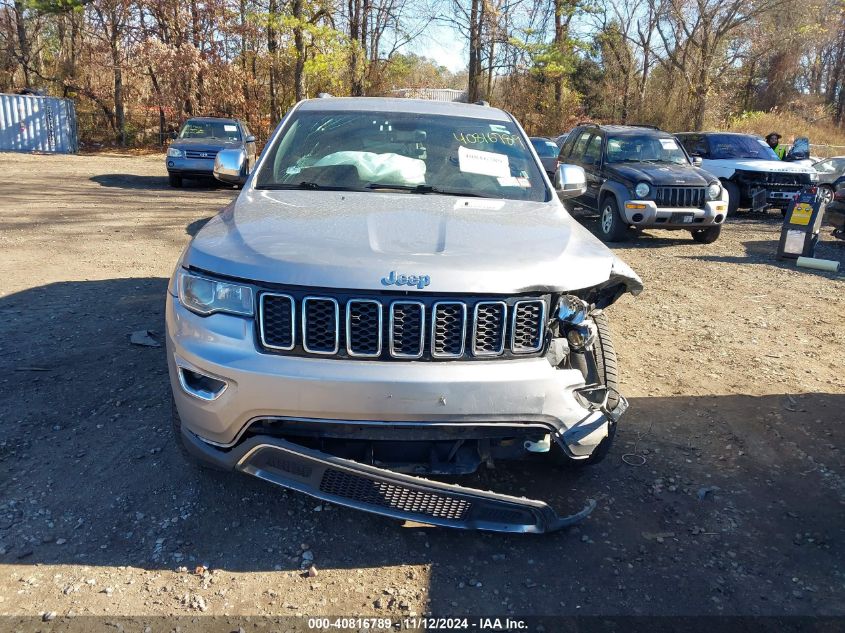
[{"x1": 567, "y1": 322, "x2": 597, "y2": 350}]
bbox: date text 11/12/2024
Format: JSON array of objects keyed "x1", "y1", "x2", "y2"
[{"x1": 306, "y1": 617, "x2": 529, "y2": 630}]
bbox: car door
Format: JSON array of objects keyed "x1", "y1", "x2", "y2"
[
  {"x1": 580, "y1": 133, "x2": 604, "y2": 209},
  {"x1": 560, "y1": 129, "x2": 594, "y2": 206}
]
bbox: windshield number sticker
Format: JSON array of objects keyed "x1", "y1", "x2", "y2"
[
  {"x1": 224, "y1": 124, "x2": 237, "y2": 132},
  {"x1": 453, "y1": 131, "x2": 524, "y2": 148},
  {"x1": 659, "y1": 138, "x2": 679, "y2": 150},
  {"x1": 458, "y1": 146, "x2": 510, "y2": 178}
]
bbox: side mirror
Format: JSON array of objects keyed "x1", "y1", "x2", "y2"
[
  {"x1": 245, "y1": 135, "x2": 256, "y2": 144},
  {"x1": 692, "y1": 156, "x2": 703, "y2": 167},
  {"x1": 213, "y1": 148, "x2": 247, "y2": 185},
  {"x1": 555, "y1": 164, "x2": 587, "y2": 199}
]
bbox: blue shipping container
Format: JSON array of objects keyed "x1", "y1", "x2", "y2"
[{"x1": 0, "y1": 93, "x2": 79, "y2": 154}]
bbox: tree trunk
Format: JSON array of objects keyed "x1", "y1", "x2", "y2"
[
  {"x1": 293, "y1": 0, "x2": 306, "y2": 101},
  {"x1": 553, "y1": 0, "x2": 564, "y2": 104},
  {"x1": 467, "y1": 0, "x2": 481, "y2": 102},
  {"x1": 149, "y1": 68, "x2": 166, "y2": 146},
  {"x1": 13, "y1": 0, "x2": 31, "y2": 86},
  {"x1": 267, "y1": 0, "x2": 278, "y2": 123}
]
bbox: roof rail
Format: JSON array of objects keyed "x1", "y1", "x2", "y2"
[
  {"x1": 629, "y1": 124, "x2": 661, "y2": 130},
  {"x1": 474, "y1": 100, "x2": 490, "y2": 106},
  {"x1": 576, "y1": 121, "x2": 597, "y2": 127},
  {"x1": 316, "y1": 92, "x2": 333, "y2": 99}
]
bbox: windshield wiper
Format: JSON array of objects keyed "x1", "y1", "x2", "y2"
[
  {"x1": 255, "y1": 181, "x2": 361, "y2": 191},
  {"x1": 365, "y1": 183, "x2": 489, "y2": 197}
]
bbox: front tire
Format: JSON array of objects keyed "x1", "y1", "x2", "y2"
[
  {"x1": 168, "y1": 173, "x2": 183, "y2": 188},
  {"x1": 598, "y1": 196, "x2": 629, "y2": 242},
  {"x1": 820, "y1": 185, "x2": 834, "y2": 205},
  {"x1": 691, "y1": 225, "x2": 722, "y2": 244},
  {"x1": 723, "y1": 180, "x2": 740, "y2": 215}
]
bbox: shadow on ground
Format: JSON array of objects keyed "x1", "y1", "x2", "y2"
[
  {"x1": 0, "y1": 279, "x2": 842, "y2": 616},
  {"x1": 91, "y1": 174, "x2": 230, "y2": 190}
]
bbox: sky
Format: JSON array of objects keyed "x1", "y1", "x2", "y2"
[{"x1": 401, "y1": 23, "x2": 468, "y2": 73}]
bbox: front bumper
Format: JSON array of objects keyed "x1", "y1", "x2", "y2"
[
  {"x1": 622, "y1": 199, "x2": 727, "y2": 228},
  {"x1": 166, "y1": 293, "x2": 614, "y2": 458},
  {"x1": 180, "y1": 431, "x2": 598, "y2": 533},
  {"x1": 166, "y1": 157, "x2": 215, "y2": 176}
]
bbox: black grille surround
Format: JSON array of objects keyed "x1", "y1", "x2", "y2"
[
  {"x1": 654, "y1": 186, "x2": 707, "y2": 208},
  {"x1": 257, "y1": 289, "x2": 550, "y2": 361}
]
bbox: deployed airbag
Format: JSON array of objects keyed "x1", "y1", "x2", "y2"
[{"x1": 314, "y1": 151, "x2": 426, "y2": 185}]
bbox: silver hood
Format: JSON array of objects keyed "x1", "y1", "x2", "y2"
[{"x1": 184, "y1": 190, "x2": 642, "y2": 296}]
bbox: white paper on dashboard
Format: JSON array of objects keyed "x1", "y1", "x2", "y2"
[
  {"x1": 224, "y1": 125, "x2": 237, "y2": 132},
  {"x1": 659, "y1": 138, "x2": 679, "y2": 150},
  {"x1": 458, "y1": 145, "x2": 510, "y2": 178}
]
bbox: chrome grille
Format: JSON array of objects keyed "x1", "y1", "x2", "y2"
[
  {"x1": 654, "y1": 186, "x2": 706, "y2": 208},
  {"x1": 346, "y1": 300, "x2": 381, "y2": 357},
  {"x1": 431, "y1": 302, "x2": 466, "y2": 358},
  {"x1": 472, "y1": 301, "x2": 507, "y2": 356},
  {"x1": 258, "y1": 293, "x2": 547, "y2": 360},
  {"x1": 185, "y1": 149, "x2": 219, "y2": 160},
  {"x1": 390, "y1": 301, "x2": 425, "y2": 359},
  {"x1": 260, "y1": 293, "x2": 295, "y2": 350},
  {"x1": 302, "y1": 297, "x2": 339, "y2": 354},
  {"x1": 511, "y1": 300, "x2": 545, "y2": 353}
]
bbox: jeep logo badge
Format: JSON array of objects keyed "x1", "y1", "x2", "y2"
[{"x1": 381, "y1": 271, "x2": 431, "y2": 290}]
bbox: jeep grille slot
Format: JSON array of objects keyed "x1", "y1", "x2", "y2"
[
  {"x1": 472, "y1": 301, "x2": 507, "y2": 356},
  {"x1": 257, "y1": 292, "x2": 548, "y2": 361},
  {"x1": 511, "y1": 300, "x2": 545, "y2": 353},
  {"x1": 654, "y1": 186, "x2": 706, "y2": 208},
  {"x1": 260, "y1": 293, "x2": 295, "y2": 351},
  {"x1": 390, "y1": 301, "x2": 425, "y2": 359},
  {"x1": 346, "y1": 299, "x2": 382, "y2": 357},
  {"x1": 432, "y1": 302, "x2": 467, "y2": 358},
  {"x1": 302, "y1": 297, "x2": 339, "y2": 354}
]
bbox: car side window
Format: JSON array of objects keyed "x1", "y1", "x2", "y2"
[
  {"x1": 583, "y1": 134, "x2": 603, "y2": 166},
  {"x1": 568, "y1": 131, "x2": 592, "y2": 163},
  {"x1": 680, "y1": 135, "x2": 709, "y2": 158}
]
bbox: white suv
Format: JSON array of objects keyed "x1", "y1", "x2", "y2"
[{"x1": 676, "y1": 132, "x2": 818, "y2": 214}]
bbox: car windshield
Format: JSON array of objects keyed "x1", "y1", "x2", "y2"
[
  {"x1": 179, "y1": 120, "x2": 241, "y2": 141},
  {"x1": 254, "y1": 110, "x2": 548, "y2": 201},
  {"x1": 605, "y1": 134, "x2": 688, "y2": 165},
  {"x1": 707, "y1": 134, "x2": 779, "y2": 160},
  {"x1": 531, "y1": 138, "x2": 559, "y2": 157}
]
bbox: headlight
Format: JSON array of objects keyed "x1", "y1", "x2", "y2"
[
  {"x1": 707, "y1": 182, "x2": 722, "y2": 200},
  {"x1": 178, "y1": 271, "x2": 254, "y2": 316},
  {"x1": 557, "y1": 295, "x2": 588, "y2": 325},
  {"x1": 167, "y1": 147, "x2": 184, "y2": 158},
  {"x1": 634, "y1": 182, "x2": 651, "y2": 198}
]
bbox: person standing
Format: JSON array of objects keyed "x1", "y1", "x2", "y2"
[{"x1": 766, "y1": 132, "x2": 788, "y2": 160}]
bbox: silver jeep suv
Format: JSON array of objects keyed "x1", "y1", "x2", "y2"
[{"x1": 166, "y1": 97, "x2": 642, "y2": 533}]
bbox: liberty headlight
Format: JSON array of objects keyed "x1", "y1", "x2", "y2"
[
  {"x1": 635, "y1": 182, "x2": 651, "y2": 198},
  {"x1": 707, "y1": 182, "x2": 722, "y2": 200}
]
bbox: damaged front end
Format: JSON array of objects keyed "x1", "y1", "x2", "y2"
[{"x1": 170, "y1": 259, "x2": 641, "y2": 533}]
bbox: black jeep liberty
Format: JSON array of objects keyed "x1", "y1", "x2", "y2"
[{"x1": 558, "y1": 124, "x2": 728, "y2": 243}]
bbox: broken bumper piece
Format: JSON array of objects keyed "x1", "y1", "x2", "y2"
[{"x1": 184, "y1": 431, "x2": 596, "y2": 533}]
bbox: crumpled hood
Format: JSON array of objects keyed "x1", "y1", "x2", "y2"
[
  {"x1": 609, "y1": 163, "x2": 713, "y2": 186},
  {"x1": 731, "y1": 159, "x2": 814, "y2": 174},
  {"x1": 183, "y1": 190, "x2": 641, "y2": 295}
]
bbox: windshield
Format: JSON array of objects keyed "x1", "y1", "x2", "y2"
[
  {"x1": 708, "y1": 134, "x2": 779, "y2": 160},
  {"x1": 531, "y1": 138, "x2": 559, "y2": 157},
  {"x1": 179, "y1": 120, "x2": 241, "y2": 141},
  {"x1": 254, "y1": 111, "x2": 549, "y2": 201},
  {"x1": 606, "y1": 134, "x2": 689, "y2": 165}
]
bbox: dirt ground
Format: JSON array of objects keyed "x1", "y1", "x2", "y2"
[{"x1": 1, "y1": 152, "x2": 843, "y2": 628}]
